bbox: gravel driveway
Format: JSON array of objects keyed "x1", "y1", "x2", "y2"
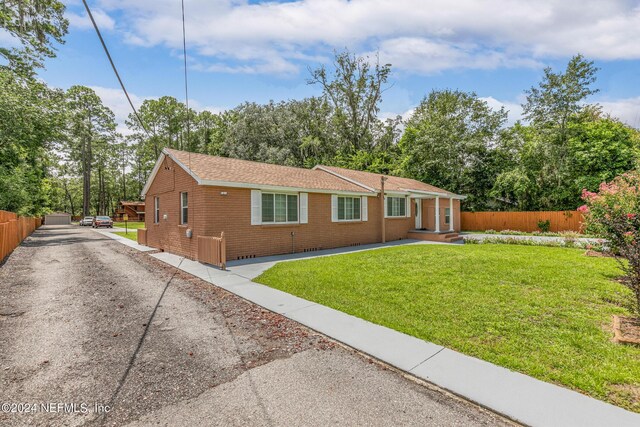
[{"x1": 0, "y1": 226, "x2": 513, "y2": 426}]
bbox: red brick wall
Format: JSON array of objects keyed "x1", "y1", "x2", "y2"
[
  {"x1": 198, "y1": 186, "x2": 417, "y2": 260},
  {"x1": 145, "y1": 156, "x2": 204, "y2": 258},
  {"x1": 144, "y1": 158, "x2": 460, "y2": 260}
]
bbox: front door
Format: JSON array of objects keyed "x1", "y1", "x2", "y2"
[{"x1": 415, "y1": 199, "x2": 422, "y2": 229}]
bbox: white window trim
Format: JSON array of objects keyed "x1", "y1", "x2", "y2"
[
  {"x1": 336, "y1": 195, "x2": 362, "y2": 222},
  {"x1": 180, "y1": 192, "x2": 188, "y2": 225},
  {"x1": 386, "y1": 196, "x2": 407, "y2": 218},
  {"x1": 444, "y1": 207, "x2": 451, "y2": 225},
  {"x1": 260, "y1": 192, "x2": 300, "y2": 225},
  {"x1": 154, "y1": 196, "x2": 160, "y2": 223}
]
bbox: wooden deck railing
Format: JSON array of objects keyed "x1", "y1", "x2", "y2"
[
  {"x1": 0, "y1": 210, "x2": 42, "y2": 261},
  {"x1": 461, "y1": 211, "x2": 584, "y2": 233},
  {"x1": 137, "y1": 228, "x2": 147, "y2": 246},
  {"x1": 197, "y1": 232, "x2": 226, "y2": 270}
]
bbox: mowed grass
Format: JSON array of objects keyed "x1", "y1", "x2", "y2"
[
  {"x1": 114, "y1": 231, "x2": 137, "y2": 241},
  {"x1": 256, "y1": 244, "x2": 640, "y2": 411},
  {"x1": 113, "y1": 221, "x2": 145, "y2": 229}
]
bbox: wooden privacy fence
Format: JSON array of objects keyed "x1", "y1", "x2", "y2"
[
  {"x1": 461, "y1": 211, "x2": 584, "y2": 233},
  {"x1": 0, "y1": 210, "x2": 42, "y2": 261},
  {"x1": 137, "y1": 228, "x2": 147, "y2": 246},
  {"x1": 197, "y1": 232, "x2": 226, "y2": 270}
]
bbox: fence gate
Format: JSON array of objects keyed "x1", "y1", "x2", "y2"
[{"x1": 197, "y1": 232, "x2": 226, "y2": 270}]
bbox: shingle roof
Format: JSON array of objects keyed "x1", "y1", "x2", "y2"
[
  {"x1": 316, "y1": 165, "x2": 456, "y2": 196},
  {"x1": 165, "y1": 149, "x2": 372, "y2": 193},
  {"x1": 160, "y1": 148, "x2": 461, "y2": 197}
]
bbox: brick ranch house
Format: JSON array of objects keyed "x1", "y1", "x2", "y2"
[{"x1": 140, "y1": 148, "x2": 465, "y2": 262}]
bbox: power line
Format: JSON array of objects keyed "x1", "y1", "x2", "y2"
[
  {"x1": 181, "y1": 0, "x2": 191, "y2": 142},
  {"x1": 82, "y1": 0, "x2": 150, "y2": 136}
]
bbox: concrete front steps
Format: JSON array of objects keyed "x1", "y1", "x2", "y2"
[{"x1": 407, "y1": 230, "x2": 464, "y2": 243}]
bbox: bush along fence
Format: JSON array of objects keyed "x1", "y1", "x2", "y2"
[
  {"x1": 0, "y1": 210, "x2": 42, "y2": 262},
  {"x1": 461, "y1": 210, "x2": 584, "y2": 233}
]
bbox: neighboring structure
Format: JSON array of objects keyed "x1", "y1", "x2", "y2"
[
  {"x1": 114, "y1": 201, "x2": 145, "y2": 221},
  {"x1": 44, "y1": 213, "x2": 71, "y2": 225},
  {"x1": 141, "y1": 148, "x2": 465, "y2": 261}
]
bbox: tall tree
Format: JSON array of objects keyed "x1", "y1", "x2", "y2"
[
  {"x1": 0, "y1": 69, "x2": 64, "y2": 214},
  {"x1": 308, "y1": 50, "x2": 391, "y2": 153},
  {"x1": 398, "y1": 90, "x2": 507, "y2": 210},
  {"x1": 0, "y1": 0, "x2": 68, "y2": 73},
  {"x1": 492, "y1": 55, "x2": 608, "y2": 210},
  {"x1": 65, "y1": 86, "x2": 116, "y2": 216}
]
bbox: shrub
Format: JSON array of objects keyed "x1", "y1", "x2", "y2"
[
  {"x1": 580, "y1": 171, "x2": 640, "y2": 317},
  {"x1": 537, "y1": 219, "x2": 551, "y2": 233},
  {"x1": 463, "y1": 236, "x2": 602, "y2": 250}
]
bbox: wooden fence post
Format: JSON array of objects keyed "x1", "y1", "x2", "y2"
[{"x1": 220, "y1": 232, "x2": 226, "y2": 270}]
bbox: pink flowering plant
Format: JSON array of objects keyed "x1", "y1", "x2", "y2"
[{"x1": 580, "y1": 171, "x2": 640, "y2": 316}]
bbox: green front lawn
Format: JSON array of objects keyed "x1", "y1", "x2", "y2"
[
  {"x1": 113, "y1": 221, "x2": 145, "y2": 229},
  {"x1": 114, "y1": 231, "x2": 137, "y2": 241},
  {"x1": 256, "y1": 244, "x2": 640, "y2": 411}
]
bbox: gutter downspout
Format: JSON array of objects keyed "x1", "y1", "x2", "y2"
[{"x1": 381, "y1": 176, "x2": 388, "y2": 243}]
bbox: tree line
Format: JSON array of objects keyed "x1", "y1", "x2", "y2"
[{"x1": 1, "y1": 1, "x2": 639, "y2": 217}]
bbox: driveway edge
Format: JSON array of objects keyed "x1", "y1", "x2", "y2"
[{"x1": 109, "y1": 236, "x2": 640, "y2": 427}]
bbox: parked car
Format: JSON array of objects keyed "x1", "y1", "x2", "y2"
[
  {"x1": 92, "y1": 216, "x2": 113, "y2": 228},
  {"x1": 79, "y1": 216, "x2": 94, "y2": 226}
]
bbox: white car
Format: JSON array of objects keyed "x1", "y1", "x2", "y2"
[{"x1": 79, "y1": 216, "x2": 94, "y2": 226}]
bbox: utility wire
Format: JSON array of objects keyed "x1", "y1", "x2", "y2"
[
  {"x1": 181, "y1": 0, "x2": 191, "y2": 142},
  {"x1": 181, "y1": 0, "x2": 193, "y2": 227},
  {"x1": 82, "y1": 0, "x2": 151, "y2": 136}
]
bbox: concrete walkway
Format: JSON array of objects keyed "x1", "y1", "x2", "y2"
[
  {"x1": 104, "y1": 233, "x2": 639, "y2": 426},
  {"x1": 94, "y1": 228, "x2": 157, "y2": 252}
]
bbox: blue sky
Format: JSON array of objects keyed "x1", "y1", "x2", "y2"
[{"x1": 38, "y1": 1, "x2": 640, "y2": 133}]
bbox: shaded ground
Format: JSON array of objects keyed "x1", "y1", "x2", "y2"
[{"x1": 0, "y1": 226, "x2": 513, "y2": 426}]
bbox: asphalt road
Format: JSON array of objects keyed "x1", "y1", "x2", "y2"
[{"x1": 0, "y1": 226, "x2": 513, "y2": 426}]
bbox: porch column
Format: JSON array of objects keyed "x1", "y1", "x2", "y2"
[
  {"x1": 435, "y1": 196, "x2": 440, "y2": 232},
  {"x1": 449, "y1": 197, "x2": 454, "y2": 231}
]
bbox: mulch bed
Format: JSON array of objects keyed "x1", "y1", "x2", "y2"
[{"x1": 613, "y1": 315, "x2": 640, "y2": 345}]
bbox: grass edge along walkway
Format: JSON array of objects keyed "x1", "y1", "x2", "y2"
[{"x1": 256, "y1": 244, "x2": 640, "y2": 412}]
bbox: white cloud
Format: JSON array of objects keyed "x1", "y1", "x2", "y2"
[
  {"x1": 88, "y1": 0, "x2": 640, "y2": 75},
  {"x1": 372, "y1": 38, "x2": 541, "y2": 74},
  {"x1": 89, "y1": 86, "x2": 229, "y2": 135},
  {"x1": 89, "y1": 86, "x2": 144, "y2": 135},
  {"x1": 599, "y1": 97, "x2": 640, "y2": 128},
  {"x1": 67, "y1": 9, "x2": 116, "y2": 31},
  {"x1": 480, "y1": 96, "x2": 525, "y2": 125}
]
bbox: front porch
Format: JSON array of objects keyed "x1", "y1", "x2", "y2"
[
  {"x1": 407, "y1": 229, "x2": 463, "y2": 243},
  {"x1": 408, "y1": 191, "x2": 462, "y2": 240}
]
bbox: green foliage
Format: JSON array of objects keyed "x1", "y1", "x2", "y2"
[
  {"x1": 398, "y1": 90, "x2": 507, "y2": 210},
  {"x1": 537, "y1": 219, "x2": 551, "y2": 232},
  {"x1": 0, "y1": 68, "x2": 64, "y2": 215},
  {"x1": 308, "y1": 49, "x2": 391, "y2": 153},
  {"x1": 491, "y1": 56, "x2": 639, "y2": 210},
  {"x1": 0, "y1": 0, "x2": 68, "y2": 73},
  {"x1": 63, "y1": 86, "x2": 118, "y2": 216},
  {"x1": 581, "y1": 171, "x2": 640, "y2": 315}
]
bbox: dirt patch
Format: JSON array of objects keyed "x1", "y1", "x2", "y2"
[
  {"x1": 609, "y1": 384, "x2": 640, "y2": 413},
  {"x1": 612, "y1": 315, "x2": 640, "y2": 345}
]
